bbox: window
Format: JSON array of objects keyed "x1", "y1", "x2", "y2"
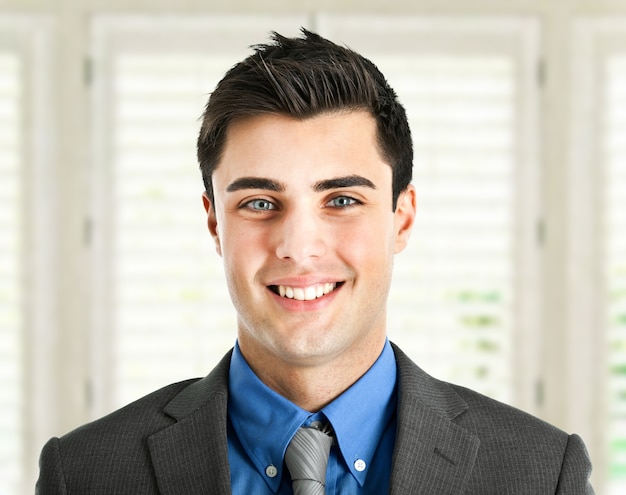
[
  {"x1": 606, "y1": 52, "x2": 626, "y2": 493},
  {"x1": 90, "y1": 15, "x2": 542, "y2": 417},
  {"x1": 319, "y1": 16, "x2": 542, "y2": 409},
  {"x1": 5, "y1": 5, "x2": 625, "y2": 494},
  {"x1": 0, "y1": 15, "x2": 54, "y2": 495},
  {"x1": 570, "y1": 18, "x2": 626, "y2": 495},
  {"x1": 89, "y1": 15, "x2": 309, "y2": 415}
]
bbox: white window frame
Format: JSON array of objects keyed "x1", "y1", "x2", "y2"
[
  {"x1": 89, "y1": 12, "x2": 543, "y2": 418},
  {"x1": 0, "y1": 14, "x2": 56, "y2": 494},
  {"x1": 7, "y1": 3, "x2": 625, "y2": 493}
]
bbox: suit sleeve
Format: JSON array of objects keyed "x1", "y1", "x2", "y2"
[
  {"x1": 555, "y1": 434, "x2": 594, "y2": 494},
  {"x1": 36, "y1": 437, "x2": 68, "y2": 495}
]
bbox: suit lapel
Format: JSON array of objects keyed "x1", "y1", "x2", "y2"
[
  {"x1": 389, "y1": 345, "x2": 480, "y2": 495},
  {"x1": 148, "y1": 352, "x2": 233, "y2": 495},
  {"x1": 145, "y1": 345, "x2": 479, "y2": 494}
]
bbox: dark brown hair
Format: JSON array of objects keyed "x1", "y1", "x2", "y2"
[{"x1": 197, "y1": 28, "x2": 413, "y2": 210}]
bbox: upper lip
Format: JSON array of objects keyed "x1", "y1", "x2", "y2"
[{"x1": 265, "y1": 276, "x2": 343, "y2": 287}]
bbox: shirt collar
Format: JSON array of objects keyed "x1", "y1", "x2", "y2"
[
  {"x1": 228, "y1": 343, "x2": 308, "y2": 492},
  {"x1": 321, "y1": 339, "x2": 397, "y2": 485},
  {"x1": 228, "y1": 340, "x2": 397, "y2": 490}
]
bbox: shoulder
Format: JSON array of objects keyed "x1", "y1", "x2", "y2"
[
  {"x1": 392, "y1": 342, "x2": 564, "y2": 439},
  {"x1": 37, "y1": 351, "x2": 233, "y2": 493},
  {"x1": 61, "y1": 379, "x2": 200, "y2": 446},
  {"x1": 42, "y1": 378, "x2": 204, "y2": 482},
  {"x1": 449, "y1": 382, "x2": 593, "y2": 493},
  {"x1": 37, "y1": 379, "x2": 202, "y2": 494},
  {"x1": 391, "y1": 343, "x2": 593, "y2": 492},
  {"x1": 57, "y1": 350, "x2": 233, "y2": 447},
  {"x1": 449, "y1": 381, "x2": 568, "y2": 449}
]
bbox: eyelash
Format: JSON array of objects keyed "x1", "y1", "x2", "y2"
[
  {"x1": 240, "y1": 195, "x2": 362, "y2": 212},
  {"x1": 326, "y1": 196, "x2": 361, "y2": 208},
  {"x1": 242, "y1": 199, "x2": 276, "y2": 211}
]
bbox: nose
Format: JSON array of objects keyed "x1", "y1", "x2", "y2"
[{"x1": 274, "y1": 207, "x2": 327, "y2": 262}]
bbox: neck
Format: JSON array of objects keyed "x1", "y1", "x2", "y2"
[{"x1": 239, "y1": 337, "x2": 386, "y2": 412}]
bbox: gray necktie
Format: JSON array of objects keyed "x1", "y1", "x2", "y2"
[{"x1": 285, "y1": 425, "x2": 334, "y2": 495}]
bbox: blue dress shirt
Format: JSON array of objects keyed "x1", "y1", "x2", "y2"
[{"x1": 227, "y1": 340, "x2": 398, "y2": 494}]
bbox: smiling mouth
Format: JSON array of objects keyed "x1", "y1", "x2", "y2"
[{"x1": 269, "y1": 282, "x2": 341, "y2": 301}]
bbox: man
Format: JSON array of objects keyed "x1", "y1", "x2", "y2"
[{"x1": 37, "y1": 29, "x2": 593, "y2": 494}]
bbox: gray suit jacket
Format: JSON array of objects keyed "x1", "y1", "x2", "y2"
[{"x1": 36, "y1": 344, "x2": 594, "y2": 494}]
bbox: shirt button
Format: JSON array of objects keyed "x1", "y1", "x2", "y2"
[
  {"x1": 354, "y1": 459, "x2": 367, "y2": 472},
  {"x1": 265, "y1": 465, "x2": 278, "y2": 478}
]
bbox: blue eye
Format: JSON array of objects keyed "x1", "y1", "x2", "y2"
[
  {"x1": 246, "y1": 199, "x2": 275, "y2": 211},
  {"x1": 328, "y1": 196, "x2": 359, "y2": 208}
]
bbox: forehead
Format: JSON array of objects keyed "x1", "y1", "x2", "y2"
[{"x1": 213, "y1": 111, "x2": 391, "y2": 188}]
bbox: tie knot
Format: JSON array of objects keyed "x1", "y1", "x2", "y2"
[{"x1": 285, "y1": 426, "x2": 334, "y2": 495}]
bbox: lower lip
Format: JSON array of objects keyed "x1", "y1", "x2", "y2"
[{"x1": 268, "y1": 284, "x2": 342, "y2": 312}]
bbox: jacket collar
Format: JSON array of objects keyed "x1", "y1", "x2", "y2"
[
  {"x1": 146, "y1": 345, "x2": 479, "y2": 494},
  {"x1": 389, "y1": 343, "x2": 480, "y2": 494}
]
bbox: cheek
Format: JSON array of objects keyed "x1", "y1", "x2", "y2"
[
  {"x1": 221, "y1": 225, "x2": 270, "y2": 274},
  {"x1": 333, "y1": 221, "x2": 394, "y2": 265},
  {"x1": 221, "y1": 218, "x2": 261, "y2": 249}
]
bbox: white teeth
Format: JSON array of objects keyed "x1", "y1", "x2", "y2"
[
  {"x1": 316, "y1": 284, "x2": 324, "y2": 298},
  {"x1": 275, "y1": 283, "x2": 337, "y2": 300},
  {"x1": 304, "y1": 286, "x2": 316, "y2": 300}
]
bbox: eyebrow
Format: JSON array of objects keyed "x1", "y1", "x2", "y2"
[
  {"x1": 313, "y1": 175, "x2": 377, "y2": 192},
  {"x1": 225, "y1": 174, "x2": 376, "y2": 193},
  {"x1": 226, "y1": 177, "x2": 284, "y2": 193}
]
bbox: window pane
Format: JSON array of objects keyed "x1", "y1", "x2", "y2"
[
  {"x1": 97, "y1": 17, "x2": 533, "y2": 415},
  {"x1": 386, "y1": 55, "x2": 516, "y2": 403},
  {"x1": 92, "y1": 16, "x2": 307, "y2": 413},
  {"x1": 111, "y1": 54, "x2": 237, "y2": 407},
  {"x1": 606, "y1": 54, "x2": 626, "y2": 494},
  {"x1": 318, "y1": 16, "x2": 539, "y2": 409}
]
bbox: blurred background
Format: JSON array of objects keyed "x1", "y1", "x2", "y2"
[{"x1": 0, "y1": 0, "x2": 625, "y2": 493}]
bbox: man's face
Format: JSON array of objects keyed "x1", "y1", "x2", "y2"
[{"x1": 204, "y1": 111, "x2": 415, "y2": 374}]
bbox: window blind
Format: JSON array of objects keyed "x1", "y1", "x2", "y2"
[
  {"x1": 606, "y1": 53, "x2": 626, "y2": 493},
  {"x1": 90, "y1": 16, "x2": 308, "y2": 412},
  {"x1": 386, "y1": 54, "x2": 516, "y2": 403},
  {"x1": 0, "y1": 50, "x2": 22, "y2": 495},
  {"x1": 110, "y1": 53, "x2": 239, "y2": 407}
]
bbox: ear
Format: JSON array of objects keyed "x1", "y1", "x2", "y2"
[
  {"x1": 202, "y1": 192, "x2": 222, "y2": 257},
  {"x1": 393, "y1": 184, "x2": 416, "y2": 254}
]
